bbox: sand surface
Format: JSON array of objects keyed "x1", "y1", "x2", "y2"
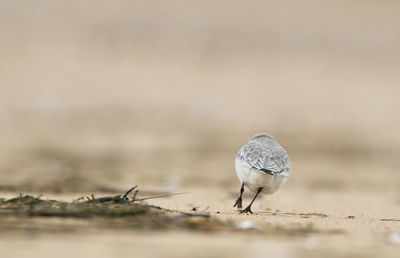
[{"x1": 1, "y1": 186, "x2": 400, "y2": 258}]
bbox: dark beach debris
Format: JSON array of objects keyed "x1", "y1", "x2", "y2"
[
  {"x1": 81, "y1": 185, "x2": 188, "y2": 205},
  {"x1": 0, "y1": 195, "x2": 148, "y2": 218},
  {"x1": 0, "y1": 186, "x2": 225, "y2": 232},
  {"x1": 381, "y1": 218, "x2": 400, "y2": 222},
  {"x1": 0, "y1": 186, "x2": 196, "y2": 219},
  {"x1": 84, "y1": 185, "x2": 137, "y2": 204},
  {"x1": 267, "y1": 211, "x2": 329, "y2": 218},
  {"x1": 300, "y1": 213, "x2": 329, "y2": 218},
  {"x1": 2, "y1": 193, "x2": 48, "y2": 205}
]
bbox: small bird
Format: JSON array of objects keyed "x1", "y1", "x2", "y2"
[{"x1": 234, "y1": 133, "x2": 291, "y2": 214}]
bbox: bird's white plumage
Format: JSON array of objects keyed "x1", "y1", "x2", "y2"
[{"x1": 235, "y1": 133, "x2": 291, "y2": 194}]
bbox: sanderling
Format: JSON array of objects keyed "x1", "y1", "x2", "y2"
[{"x1": 234, "y1": 133, "x2": 291, "y2": 214}]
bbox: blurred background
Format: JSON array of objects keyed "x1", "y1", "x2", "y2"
[{"x1": 1, "y1": 0, "x2": 400, "y2": 196}]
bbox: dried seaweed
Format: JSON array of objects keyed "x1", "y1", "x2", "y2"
[{"x1": 0, "y1": 186, "x2": 226, "y2": 232}]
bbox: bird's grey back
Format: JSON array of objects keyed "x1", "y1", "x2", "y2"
[
  {"x1": 251, "y1": 133, "x2": 274, "y2": 141},
  {"x1": 237, "y1": 134, "x2": 291, "y2": 175}
]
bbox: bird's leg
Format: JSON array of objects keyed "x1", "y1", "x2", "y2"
[
  {"x1": 240, "y1": 187, "x2": 263, "y2": 214},
  {"x1": 233, "y1": 183, "x2": 244, "y2": 209}
]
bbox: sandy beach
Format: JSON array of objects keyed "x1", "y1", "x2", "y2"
[{"x1": 1, "y1": 1, "x2": 400, "y2": 257}]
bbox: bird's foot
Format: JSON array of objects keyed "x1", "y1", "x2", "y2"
[
  {"x1": 233, "y1": 197, "x2": 242, "y2": 209},
  {"x1": 239, "y1": 206, "x2": 253, "y2": 214}
]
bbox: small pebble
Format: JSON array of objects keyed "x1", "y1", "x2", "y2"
[{"x1": 235, "y1": 220, "x2": 256, "y2": 230}]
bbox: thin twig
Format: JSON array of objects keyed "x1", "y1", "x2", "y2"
[
  {"x1": 91, "y1": 194, "x2": 97, "y2": 203},
  {"x1": 381, "y1": 218, "x2": 400, "y2": 222},
  {"x1": 134, "y1": 192, "x2": 190, "y2": 201},
  {"x1": 74, "y1": 196, "x2": 84, "y2": 202},
  {"x1": 122, "y1": 185, "x2": 138, "y2": 199},
  {"x1": 132, "y1": 190, "x2": 139, "y2": 202}
]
